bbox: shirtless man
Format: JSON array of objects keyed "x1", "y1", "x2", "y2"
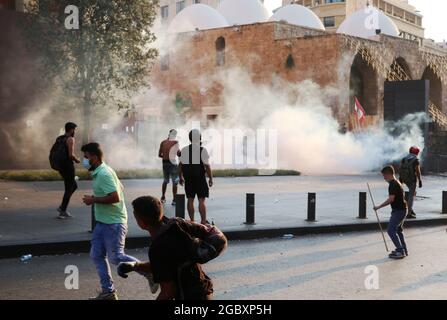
[{"x1": 158, "y1": 129, "x2": 180, "y2": 205}]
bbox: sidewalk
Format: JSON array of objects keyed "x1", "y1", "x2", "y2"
[{"x1": 1, "y1": 174, "x2": 446, "y2": 257}]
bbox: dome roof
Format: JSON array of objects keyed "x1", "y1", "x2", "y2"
[
  {"x1": 337, "y1": 6, "x2": 399, "y2": 39},
  {"x1": 217, "y1": 0, "x2": 270, "y2": 25},
  {"x1": 168, "y1": 4, "x2": 229, "y2": 33},
  {"x1": 269, "y1": 4, "x2": 325, "y2": 31}
]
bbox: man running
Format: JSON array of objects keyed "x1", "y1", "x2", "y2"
[
  {"x1": 178, "y1": 129, "x2": 213, "y2": 225},
  {"x1": 374, "y1": 166, "x2": 408, "y2": 260},
  {"x1": 159, "y1": 129, "x2": 180, "y2": 206},
  {"x1": 81, "y1": 142, "x2": 144, "y2": 300},
  {"x1": 399, "y1": 146, "x2": 423, "y2": 219}
]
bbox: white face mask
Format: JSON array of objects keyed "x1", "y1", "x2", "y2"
[{"x1": 82, "y1": 158, "x2": 91, "y2": 170}]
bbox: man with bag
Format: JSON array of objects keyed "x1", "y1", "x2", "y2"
[
  {"x1": 399, "y1": 146, "x2": 423, "y2": 219},
  {"x1": 49, "y1": 122, "x2": 80, "y2": 219},
  {"x1": 117, "y1": 195, "x2": 227, "y2": 300}
]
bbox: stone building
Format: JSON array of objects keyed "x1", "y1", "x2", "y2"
[{"x1": 152, "y1": 1, "x2": 447, "y2": 171}]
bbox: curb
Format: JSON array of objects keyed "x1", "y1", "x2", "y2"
[{"x1": 1, "y1": 218, "x2": 446, "y2": 259}]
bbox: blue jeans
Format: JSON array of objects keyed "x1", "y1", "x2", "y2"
[
  {"x1": 387, "y1": 210, "x2": 407, "y2": 252},
  {"x1": 90, "y1": 222, "x2": 139, "y2": 293},
  {"x1": 406, "y1": 182, "x2": 417, "y2": 212}
]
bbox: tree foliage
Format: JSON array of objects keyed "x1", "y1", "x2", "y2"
[{"x1": 23, "y1": 0, "x2": 159, "y2": 142}]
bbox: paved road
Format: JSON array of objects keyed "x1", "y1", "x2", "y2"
[
  {"x1": 1, "y1": 226, "x2": 447, "y2": 300},
  {"x1": 1, "y1": 175, "x2": 446, "y2": 246}
]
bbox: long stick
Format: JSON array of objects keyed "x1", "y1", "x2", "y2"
[{"x1": 367, "y1": 183, "x2": 389, "y2": 252}]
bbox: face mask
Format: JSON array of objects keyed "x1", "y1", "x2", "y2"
[{"x1": 82, "y1": 158, "x2": 91, "y2": 170}]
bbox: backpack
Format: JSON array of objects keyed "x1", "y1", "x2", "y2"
[
  {"x1": 49, "y1": 135, "x2": 69, "y2": 171},
  {"x1": 399, "y1": 157, "x2": 417, "y2": 184}
]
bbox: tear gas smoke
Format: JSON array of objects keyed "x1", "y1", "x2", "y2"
[{"x1": 113, "y1": 68, "x2": 427, "y2": 174}]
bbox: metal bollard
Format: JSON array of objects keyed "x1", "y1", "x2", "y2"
[
  {"x1": 443, "y1": 191, "x2": 447, "y2": 214},
  {"x1": 175, "y1": 194, "x2": 186, "y2": 219},
  {"x1": 358, "y1": 192, "x2": 367, "y2": 219},
  {"x1": 245, "y1": 193, "x2": 255, "y2": 225},
  {"x1": 306, "y1": 193, "x2": 316, "y2": 222}
]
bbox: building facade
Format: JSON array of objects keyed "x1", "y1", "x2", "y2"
[{"x1": 283, "y1": 0, "x2": 424, "y2": 43}]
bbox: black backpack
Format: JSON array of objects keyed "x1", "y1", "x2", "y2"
[
  {"x1": 49, "y1": 135, "x2": 69, "y2": 171},
  {"x1": 399, "y1": 157, "x2": 417, "y2": 184}
]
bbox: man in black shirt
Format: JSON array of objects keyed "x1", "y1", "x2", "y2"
[
  {"x1": 56, "y1": 122, "x2": 81, "y2": 219},
  {"x1": 374, "y1": 166, "x2": 408, "y2": 260},
  {"x1": 117, "y1": 196, "x2": 215, "y2": 300},
  {"x1": 179, "y1": 129, "x2": 213, "y2": 225}
]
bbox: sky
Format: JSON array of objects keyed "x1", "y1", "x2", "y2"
[
  {"x1": 263, "y1": 0, "x2": 446, "y2": 42},
  {"x1": 408, "y1": 0, "x2": 446, "y2": 42}
]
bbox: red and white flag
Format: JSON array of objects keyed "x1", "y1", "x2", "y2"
[{"x1": 354, "y1": 97, "x2": 366, "y2": 124}]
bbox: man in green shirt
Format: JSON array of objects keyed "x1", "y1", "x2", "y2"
[{"x1": 81, "y1": 143, "x2": 154, "y2": 300}]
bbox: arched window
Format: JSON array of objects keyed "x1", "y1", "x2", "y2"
[
  {"x1": 349, "y1": 52, "x2": 378, "y2": 116},
  {"x1": 422, "y1": 66, "x2": 442, "y2": 109},
  {"x1": 216, "y1": 37, "x2": 225, "y2": 67},
  {"x1": 161, "y1": 54, "x2": 170, "y2": 71}
]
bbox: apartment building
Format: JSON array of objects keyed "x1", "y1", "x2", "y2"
[{"x1": 283, "y1": 0, "x2": 424, "y2": 42}]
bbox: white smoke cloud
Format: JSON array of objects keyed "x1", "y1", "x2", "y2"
[{"x1": 126, "y1": 67, "x2": 427, "y2": 175}]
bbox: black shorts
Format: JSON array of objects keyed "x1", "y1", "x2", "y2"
[{"x1": 184, "y1": 176, "x2": 209, "y2": 199}]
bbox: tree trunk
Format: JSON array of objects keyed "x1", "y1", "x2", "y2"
[{"x1": 82, "y1": 92, "x2": 91, "y2": 145}]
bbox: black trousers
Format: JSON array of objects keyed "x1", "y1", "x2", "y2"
[{"x1": 58, "y1": 163, "x2": 77, "y2": 211}]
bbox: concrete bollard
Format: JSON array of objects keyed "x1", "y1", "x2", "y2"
[
  {"x1": 175, "y1": 194, "x2": 186, "y2": 219},
  {"x1": 306, "y1": 193, "x2": 316, "y2": 222},
  {"x1": 443, "y1": 191, "x2": 447, "y2": 214},
  {"x1": 358, "y1": 192, "x2": 367, "y2": 219},
  {"x1": 245, "y1": 193, "x2": 255, "y2": 225}
]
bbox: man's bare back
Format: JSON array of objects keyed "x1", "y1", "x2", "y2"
[{"x1": 159, "y1": 139, "x2": 179, "y2": 162}]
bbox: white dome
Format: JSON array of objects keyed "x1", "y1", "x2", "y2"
[
  {"x1": 168, "y1": 4, "x2": 229, "y2": 33},
  {"x1": 270, "y1": 4, "x2": 325, "y2": 30},
  {"x1": 217, "y1": 0, "x2": 270, "y2": 25},
  {"x1": 337, "y1": 6, "x2": 399, "y2": 39}
]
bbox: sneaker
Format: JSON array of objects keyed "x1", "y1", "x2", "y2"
[
  {"x1": 145, "y1": 273, "x2": 160, "y2": 294},
  {"x1": 171, "y1": 200, "x2": 176, "y2": 206},
  {"x1": 89, "y1": 290, "x2": 118, "y2": 300},
  {"x1": 390, "y1": 249, "x2": 407, "y2": 256},
  {"x1": 160, "y1": 197, "x2": 166, "y2": 204},
  {"x1": 57, "y1": 208, "x2": 73, "y2": 219},
  {"x1": 389, "y1": 251, "x2": 406, "y2": 260},
  {"x1": 407, "y1": 211, "x2": 417, "y2": 219}
]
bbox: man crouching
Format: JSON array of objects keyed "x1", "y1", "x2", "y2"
[{"x1": 117, "y1": 196, "x2": 227, "y2": 300}]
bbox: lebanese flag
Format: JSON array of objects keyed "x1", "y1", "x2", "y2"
[{"x1": 354, "y1": 97, "x2": 366, "y2": 124}]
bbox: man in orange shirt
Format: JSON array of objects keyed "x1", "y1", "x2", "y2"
[{"x1": 159, "y1": 129, "x2": 180, "y2": 205}]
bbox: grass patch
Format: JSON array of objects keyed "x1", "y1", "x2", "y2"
[{"x1": 0, "y1": 168, "x2": 300, "y2": 182}]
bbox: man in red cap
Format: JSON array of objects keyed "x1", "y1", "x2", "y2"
[{"x1": 398, "y1": 146, "x2": 423, "y2": 219}]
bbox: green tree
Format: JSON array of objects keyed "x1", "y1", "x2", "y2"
[{"x1": 23, "y1": 0, "x2": 159, "y2": 143}]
